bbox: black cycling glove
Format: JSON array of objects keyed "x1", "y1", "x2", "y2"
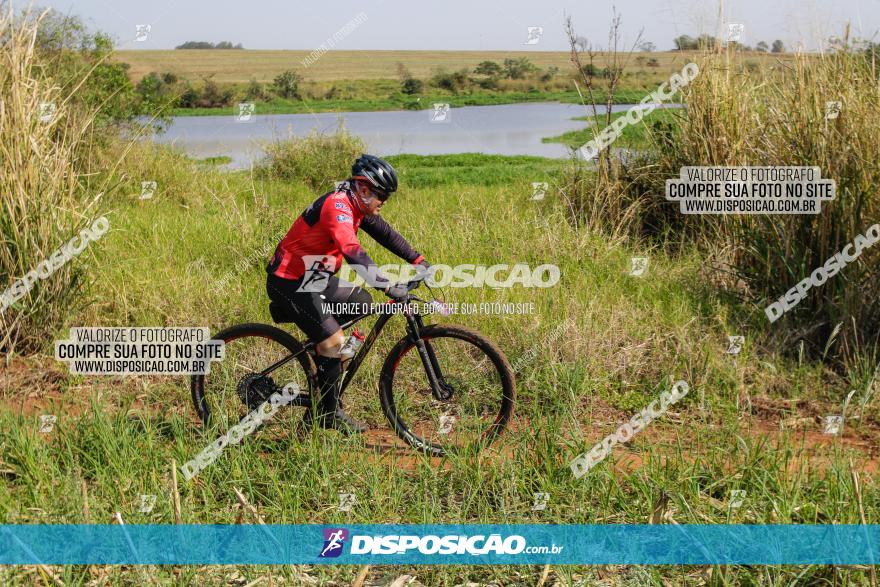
[{"x1": 385, "y1": 282, "x2": 409, "y2": 302}]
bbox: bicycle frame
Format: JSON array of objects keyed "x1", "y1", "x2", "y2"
[{"x1": 255, "y1": 300, "x2": 450, "y2": 406}]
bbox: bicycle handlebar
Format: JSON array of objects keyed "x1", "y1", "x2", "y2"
[
  {"x1": 406, "y1": 271, "x2": 430, "y2": 291},
  {"x1": 398, "y1": 265, "x2": 438, "y2": 295}
]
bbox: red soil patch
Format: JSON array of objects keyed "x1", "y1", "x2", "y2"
[{"x1": 1, "y1": 354, "x2": 878, "y2": 474}]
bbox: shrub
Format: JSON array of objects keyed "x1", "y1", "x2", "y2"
[
  {"x1": 273, "y1": 70, "x2": 302, "y2": 99},
  {"x1": 503, "y1": 57, "x2": 537, "y2": 80},
  {"x1": 580, "y1": 63, "x2": 608, "y2": 77},
  {"x1": 474, "y1": 61, "x2": 503, "y2": 77},
  {"x1": 178, "y1": 85, "x2": 200, "y2": 108},
  {"x1": 196, "y1": 78, "x2": 234, "y2": 108},
  {"x1": 243, "y1": 78, "x2": 268, "y2": 101},
  {"x1": 539, "y1": 66, "x2": 559, "y2": 82},
  {"x1": 136, "y1": 72, "x2": 163, "y2": 104},
  {"x1": 259, "y1": 127, "x2": 366, "y2": 192},
  {"x1": 396, "y1": 63, "x2": 423, "y2": 95},
  {"x1": 135, "y1": 71, "x2": 182, "y2": 111},
  {"x1": 27, "y1": 11, "x2": 141, "y2": 126},
  {"x1": 401, "y1": 77, "x2": 423, "y2": 95},
  {"x1": 431, "y1": 68, "x2": 470, "y2": 93}
]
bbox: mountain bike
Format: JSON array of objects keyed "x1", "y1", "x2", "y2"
[{"x1": 190, "y1": 273, "x2": 515, "y2": 456}]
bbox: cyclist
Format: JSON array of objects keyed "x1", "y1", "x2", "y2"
[{"x1": 265, "y1": 154, "x2": 430, "y2": 434}]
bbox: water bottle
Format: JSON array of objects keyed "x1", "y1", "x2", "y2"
[{"x1": 339, "y1": 328, "x2": 365, "y2": 360}]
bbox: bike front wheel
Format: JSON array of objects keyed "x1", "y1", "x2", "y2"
[{"x1": 378, "y1": 324, "x2": 515, "y2": 457}]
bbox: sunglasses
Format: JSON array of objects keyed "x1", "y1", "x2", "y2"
[
  {"x1": 370, "y1": 188, "x2": 390, "y2": 202},
  {"x1": 353, "y1": 176, "x2": 390, "y2": 202}
]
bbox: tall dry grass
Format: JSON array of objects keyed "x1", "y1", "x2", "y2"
[
  {"x1": 0, "y1": 7, "x2": 106, "y2": 355},
  {"x1": 671, "y1": 43, "x2": 880, "y2": 363},
  {"x1": 565, "y1": 36, "x2": 880, "y2": 364}
]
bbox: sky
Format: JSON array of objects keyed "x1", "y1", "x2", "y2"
[{"x1": 40, "y1": 0, "x2": 878, "y2": 52}]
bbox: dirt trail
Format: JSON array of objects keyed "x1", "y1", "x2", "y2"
[{"x1": 2, "y1": 354, "x2": 877, "y2": 474}]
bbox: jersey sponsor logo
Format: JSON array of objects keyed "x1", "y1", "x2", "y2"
[
  {"x1": 334, "y1": 202, "x2": 351, "y2": 211},
  {"x1": 336, "y1": 214, "x2": 353, "y2": 223}
]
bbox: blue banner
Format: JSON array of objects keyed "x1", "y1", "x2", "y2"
[{"x1": 0, "y1": 524, "x2": 877, "y2": 565}]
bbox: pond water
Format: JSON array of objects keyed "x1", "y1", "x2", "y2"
[{"x1": 152, "y1": 102, "x2": 665, "y2": 168}]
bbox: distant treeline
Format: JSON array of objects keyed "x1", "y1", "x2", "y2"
[
  {"x1": 175, "y1": 41, "x2": 243, "y2": 49},
  {"x1": 673, "y1": 34, "x2": 784, "y2": 52}
]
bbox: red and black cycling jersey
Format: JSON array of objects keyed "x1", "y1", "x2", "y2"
[{"x1": 267, "y1": 182, "x2": 423, "y2": 286}]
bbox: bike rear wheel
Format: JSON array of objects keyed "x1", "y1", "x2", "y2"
[
  {"x1": 191, "y1": 323, "x2": 314, "y2": 438},
  {"x1": 378, "y1": 324, "x2": 515, "y2": 457}
]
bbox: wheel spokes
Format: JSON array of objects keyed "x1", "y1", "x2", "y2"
[{"x1": 389, "y1": 334, "x2": 505, "y2": 452}]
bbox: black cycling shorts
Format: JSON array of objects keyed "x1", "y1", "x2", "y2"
[{"x1": 266, "y1": 272, "x2": 373, "y2": 342}]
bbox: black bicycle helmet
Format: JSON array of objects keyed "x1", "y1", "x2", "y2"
[{"x1": 351, "y1": 154, "x2": 398, "y2": 196}]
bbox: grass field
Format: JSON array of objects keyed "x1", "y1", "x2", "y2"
[
  {"x1": 115, "y1": 50, "x2": 709, "y2": 84},
  {"x1": 117, "y1": 49, "x2": 793, "y2": 116},
  {"x1": 1, "y1": 147, "x2": 878, "y2": 585}
]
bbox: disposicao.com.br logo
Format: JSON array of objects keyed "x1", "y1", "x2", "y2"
[
  {"x1": 319, "y1": 528, "x2": 349, "y2": 558},
  {"x1": 318, "y1": 528, "x2": 563, "y2": 557}
]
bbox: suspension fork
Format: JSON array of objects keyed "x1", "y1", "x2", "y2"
[{"x1": 406, "y1": 313, "x2": 453, "y2": 400}]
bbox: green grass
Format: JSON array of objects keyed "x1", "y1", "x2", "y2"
[
  {"x1": 169, "y1": 88, "x2": 654, "y2": 117},
  {"x1": 387, "y1": 153, "x2": 570, "y2": 188},
  {"x1": 543, "y1": 107, "x2": 683, "y2": 150},
  {"x1": 1, "y1": 145, "x2": 877, "y2": 585},
  {"x1": 196, "y1": 155, "x2": 233, "y2": 166}
]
